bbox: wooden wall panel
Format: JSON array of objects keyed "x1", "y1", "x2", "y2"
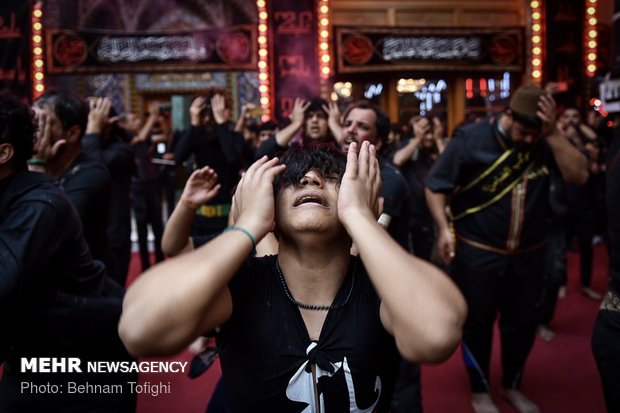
[{"x1": 332, "y1": 0, "x2": 525, "y2": 28}]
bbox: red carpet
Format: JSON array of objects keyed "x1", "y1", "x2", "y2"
[
  {"x1": 128, "y1": 245, "x2": 609, "y2": 413},
  {"x1": 1, "y1": 246, "x2": 606, "y2": 412}
]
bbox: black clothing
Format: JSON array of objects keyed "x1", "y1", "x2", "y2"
[
  {"x1": 425, "y1": 118, "x2": 560, "y2": 393},
  {"x1": 397, "y1": 143, "x2": 440, "y2": 261},
  {"x1": 426, "y1": 120, "x2": 555, "y2": 259},
  {"x1": 255, "y1": 134, "x2": 287, "y2": 159},
  {"x1": 58, "y1": 153, "x2": 114, "y2": 273},
  {"x1": 379, "y1": 159, "x2": 413, "y2": 252},
  {"x1": 131, "y1": 140, "x2": 164, "y2": 271},
  {"x1": 217, "y1": 255, "x2": 400, "y2": 412},
  {"x1": 565, "y1": 174, "x2": 596, "y2": 287},
  {"x1": 538, "y1": 220, "x2": 567, "y2": 326},
  {"x1": 0, "y1": 168, "x2": 135, "y2": 412},
  {"x1": 377, "y1": 157, "x2": 420, "y2": 413},
  {"x1": 174, "y1": 124, "x2": 243, "y2": 236},
  {"x1": 452, "y1": 242, "x2": 544, "y2": 392},
  {"x1": 592, "y1": 126, "x2": 620, "y2": 411},
  {"x1": 83, "y1": 133, "x2": 134, "y2": 286}
]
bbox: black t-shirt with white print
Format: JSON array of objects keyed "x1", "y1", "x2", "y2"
[{"x1": 216, "y1": 255, "x2": 401, "y2": 412}]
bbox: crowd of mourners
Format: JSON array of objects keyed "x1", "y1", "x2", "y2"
[{"x1": 1, "y1": 82, "x2": 619, "y2": 413}]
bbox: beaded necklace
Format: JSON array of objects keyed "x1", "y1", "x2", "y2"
[{"x1": 275, "y1": 258, "x2": 356, "y2": 312}]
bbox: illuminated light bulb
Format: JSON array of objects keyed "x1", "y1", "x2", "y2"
[
  {"x1": 320, "y1": 42, "x2": 328, "y2": 50},
  {"x1": 532, "y1": 70, "x2": 541, "y2": 78},
  {"x1": 259, "y1": 49, "x2": 267, "y2": 57},
  {"x1": 257, "y1": 0, "x2": 265, "y2": 8},
  {"x1": 258, "y1": 61, "x2": 267, "y2": 69},
  {"x1": 35, "y1": 84, "x2": 44, "y2": 92},
  {"x1": 33, "y1": 35, "x2": 42, "y2": 43},
  {"x1": 532, "y1": 24, "x2": 541, "y2": 32},
  {"x1": 259, "y1": 11, "x2": 268, "y2": 20},
  {"x1": 34, "y1": 47, "x2": 43, "y2": 55},
  {"x1": 259, "y1": 85, "x2": 268, "y2": 93},
  {"x1": 532, "y1": 35, "x2": 541, "y2": 44},
  {"x1": 589, "y1": 30, "x2": 597, "y2": 38},
  {"x1": 34, "y1": 59, "x2": 43, "y2": 67},
  {"x1": 320, "y1": 18, "x2": 329, "y2": 26},
  {"x1": 259, "y1": 72, "x2": 268, "y2": 81},
  {"x1": 588, "y1": 53, "x2": 597, "y2": 61},
  {"x1": 320, "y1": 5, "x2": 329, "y2": 13},
  {"x1": 321, "y1": 54, "x2": 330, "y2": 63},
  {"x1": 588, "y1": 40, "x2": 597, "y2": 48},
  {"x1": 321, "y1": 67, "x2": 330, "y2": 75},
  {"x1": 532, "y1": 58, "x2": 541, "y2": 66},
  {"x1": 258, "y1": 36, "x2": 267, "y2": 44},
  {"x1": 532, "y1": 12, "x2": 540, "y2": 20},
  {"x1": 587, "y1": 7, "x2": 596, "y2": 14},
  {"x1": 530, "y1": 1, "x2": 539, "y2": 8},
  {"x1": 533, "y1": 47, "x2": 541, "y2": 55},
  {"x1": 258, "y1": 24, "x2": 267, "y2": 32},
  {"x1": 33, "y1": 22, "x2": 42, "y2": 31},
  {"x1": 35, "y1": 72, "x2": 44, "y2": 80},
  {"x1": 33, "y1": 9, "x2": 43, "y2": 18},
  {"x1": 320, "y1": 30, "x2": 329, "y2": 38},
  {"x1": 260, "y1": 97, "x2": 270, "y2": 105},
  {"x1": 589, "y1": 18, "x2": 597, "y2": 25}
]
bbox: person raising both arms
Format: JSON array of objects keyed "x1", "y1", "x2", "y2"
[{"x1": 119, "y1": 141, "x2": 466, "y2": 412}]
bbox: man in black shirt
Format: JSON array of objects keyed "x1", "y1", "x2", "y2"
[
  {"x1": 340, "y1": 101, "x2": 422, "y2": 413},
  {"x1": 592, "y1": 124, "x2": 620, "y2": 412},
  {"x1": 119, "y1": 142, "x2": 466, "y2": 412},
  {"x1": 0, "y1": 92, "x2": 135, "y2": 412},
  {"x1": 425, "y1": 84, "x2": 588, "y2": 413},
  {"x1": 31, "y1": 91, "x2": 115, "y2": 280},
  {"x1": 174, "y1": 94, "x2": 244, "y2": 238},
  {"x1": 82, "y1": 97, "x2": 134, "y2": 287}
]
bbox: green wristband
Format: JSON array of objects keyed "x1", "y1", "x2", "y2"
[
  {"x1": 224, "y1": 226, "x2": 257, "y2": 256},
  {"x1": 27, "y1": 158, "x2": 46, "y2": 166}
]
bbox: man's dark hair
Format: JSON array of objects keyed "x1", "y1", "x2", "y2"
[
  {"x1": 343, "y1": 100, "x2": 390, "y2": 147},
  {"x1": 257, "y1": 120, "x2": 279, "y2": 134},
  {"x1": 34, "y1": 91, "x2": 88, "y2": 135},
  {"x1": 274, "y1": 142, "x2": 346, "y2": 194},
  {"x1": 305, "y1": 97, "x2": 328, "y2": 118},
  {"x1": 0, "y1": 91, "x2": 37, "y2": 168},
  {"x1": 511, "y1": 109, "x2": 542, "y2": 130}
]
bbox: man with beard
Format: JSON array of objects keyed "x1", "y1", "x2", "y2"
[
  {"x1": 0, "y1": 92, "x2": 135, "y2": 412},
  {"x1": 425, "y1": 84, "x2": 589, "y2": 413},
  {"x1": 341, "y1": 101, "x2": 422, "y2": 413}
]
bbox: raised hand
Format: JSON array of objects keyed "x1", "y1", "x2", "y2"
[
  {"x1": 232, "y1": 156, "x2": 286, "y2": 240},
  {"x1": 33, "y1": 109, "x2": 66, "y2": 163},
  {"x1": 86, "y1": 97, "x2": 112, "y2": 134},
  {"x1": 537, "y1": 93, "x2": 557, "y2": 137},
  {"x1": 211, "y1": 94, "x2": 227, "y2": 124},
  {"x1": 189, "y1": 96, "x2": 208, "y2": 127},
  {"x1": 337, "y1": 141, "x2": 382, "y2": 227},
  {"x1": 180, "y1": 166, "x2": 221, "y2": 210},
  {"x1": 289, "y1": 98, "x2": 310, "y2": 126},
  {"x1": 323, "y1": 101, "x2": 343, "y2": 142}
]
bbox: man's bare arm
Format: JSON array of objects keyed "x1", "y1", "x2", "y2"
[
  {"x1": 119, "y1": 157, "x2": 285, "y2": 356},
  {"x1": 339, "y1": 142, "x2": 466, "y2": 364}
]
